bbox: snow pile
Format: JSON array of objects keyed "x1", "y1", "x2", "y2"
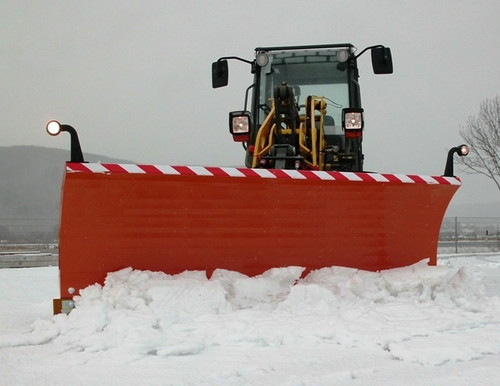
[{"x1": 4, "y1": 260, "x2": 499, "y2": 369}]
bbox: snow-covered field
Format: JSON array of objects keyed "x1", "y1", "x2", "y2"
[{"x1": 1, "y1": 254, "x2": 499, "y2": 385}]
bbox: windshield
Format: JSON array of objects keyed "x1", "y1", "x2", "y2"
[{"x1": 257, "y1": 49, "x2": 350, "y2": 135}]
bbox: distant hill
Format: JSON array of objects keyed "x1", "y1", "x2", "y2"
[{"x1": 0, "y1": 146, "x2": 133, "y2": 221}]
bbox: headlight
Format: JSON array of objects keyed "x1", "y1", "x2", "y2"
[
  {"x1": 345, "y1": 113, "x2": 363, "y2": 130},
  {"x1": 342, "y1": 108, "x2": 364, "y2": 130},
  {"x1": 232, "y1": 115, "x2": 250, "y2": 134},
  {"x1": 229, "y1": 111, "x2": 251, "y2": 142}
]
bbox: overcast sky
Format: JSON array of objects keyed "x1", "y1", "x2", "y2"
[{"x1": 1, "y1": 0, "x2": 499, "y2": 208}]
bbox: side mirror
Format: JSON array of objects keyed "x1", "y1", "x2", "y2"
[
  {"x1": 212, "y1": 60, "x2": 229, "y2": 88},
  {"x1": 371, "y1": 46, "x2": 393, "y2": 74}
]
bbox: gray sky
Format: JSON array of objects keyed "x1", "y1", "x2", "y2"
[{"x1": 1, "y1": 0, "x2": 500, "y2": 208}]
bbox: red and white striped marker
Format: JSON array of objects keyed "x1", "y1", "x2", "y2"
[{"x1": 66, "y1": 163, "x2": 461, "y2": 186}]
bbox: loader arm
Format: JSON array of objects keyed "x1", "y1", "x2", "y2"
[
  {"x1": 252, "y1": 103, "x2": 276, "y2": 167},
  {"x1": 252, "y1": 88, "x2": 329, "y2": 170}
]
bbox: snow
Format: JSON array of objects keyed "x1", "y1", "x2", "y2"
[{"x1": 1, "y1": 255, "x2": 499, "y2": 385}]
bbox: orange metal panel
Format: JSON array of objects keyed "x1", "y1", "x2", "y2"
[{"x1": 57, "y1": 167, "x2": 459, "y2": 299}]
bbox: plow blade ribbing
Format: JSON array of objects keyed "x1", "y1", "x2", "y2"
[{"x1": 57, "y1": 163, "x2": 460, "y2": 300}]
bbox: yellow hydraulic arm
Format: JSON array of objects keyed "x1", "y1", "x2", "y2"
[{"x1": 252, "y1": 95, "x2": 327, "y2": 170}]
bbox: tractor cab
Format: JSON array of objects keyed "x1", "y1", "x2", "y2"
[{"x1": 213, "y1": 44, "x2": 393, "y2": 171}]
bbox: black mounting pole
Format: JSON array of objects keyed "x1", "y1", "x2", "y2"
[{"x1": 61, "y1": 124, "x2": 85, "y2": 163}]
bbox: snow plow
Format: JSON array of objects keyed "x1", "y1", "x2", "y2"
[{"x1": 48, "y1": 43, "x2": 468, "y2": 314}]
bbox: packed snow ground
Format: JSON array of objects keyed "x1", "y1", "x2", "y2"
[{"x1": 1, "y1": 254, "x2": 499, "y2": 385}]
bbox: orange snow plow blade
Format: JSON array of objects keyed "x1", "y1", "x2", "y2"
[{"x1": 55, "y1": 163, "x2": 460, "y2": 312}]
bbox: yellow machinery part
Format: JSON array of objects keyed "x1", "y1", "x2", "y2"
[
  {"x1": 252, "y1": 96, "x2": 328, "y2": 169},
  {"x1": 252, "y1": 102, "x2": 276, "y2": 167}
]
